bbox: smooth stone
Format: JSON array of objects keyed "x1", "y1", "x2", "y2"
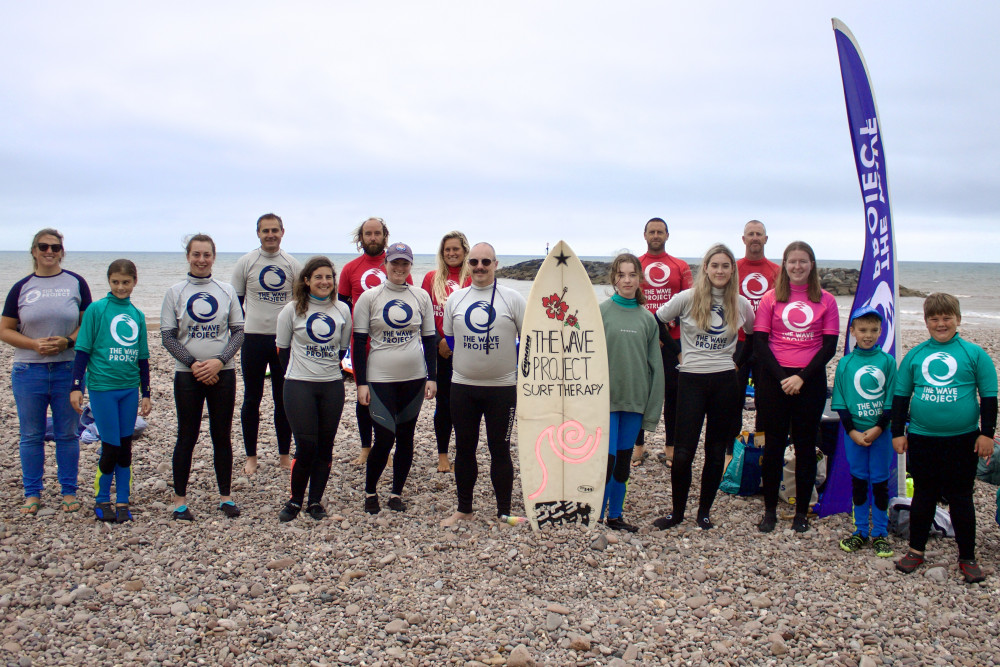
[
  {"x1": 507, "y1": 645, "x2": 536, "y2": 667},
  {"x1": 124, "y1": 580, "x2": 144, "y2": 592},
  {"x1": 546, "y1": 603, "x2": 571, "y2": 615},
  {"x1": 287, "y1": 584, "x2": 309, "y2": 594},
  {"x1": 249, "y1": 583, "x2": 266, "y2": 598},
  {"x1": 386, "y1": 619, "x2": 409, "y2": 634},
  {"x1": 925, "y1": 567, "x2": 947, "y2": 583},
  {"x1": 266, "y1": 558, "x2": 295, "y2": 570},
  {"x1": 687, "y1": 596, "x2": 709, "y2": 609},
  {"x1": 545, "y1": 612, "x2": 564, "y2": 632},
  {"x1": 170, "y1": 601, "x2": 190, "y2": 616},
  {"x1": 569, "y1": 634, "x2": 591, "y2": 651}
]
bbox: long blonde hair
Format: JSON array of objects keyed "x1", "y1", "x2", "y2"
[
  {"x1": 690, "y1": 243, "x2": 741, "y2": 334},
  {"x1": 774, "y1": 240, "x2": 822, "y2": 303},
  {"x1": 432, "y1": 231, "x2": 471, "y2": 305}
]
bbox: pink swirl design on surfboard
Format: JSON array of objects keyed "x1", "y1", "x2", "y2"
[{"x1": 528, "y1": 420, "x2": 602, "y2": 499}]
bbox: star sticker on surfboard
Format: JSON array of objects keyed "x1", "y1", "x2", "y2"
[{"x1": 553, "y1": 251, "x2": 570, "y2": 265}]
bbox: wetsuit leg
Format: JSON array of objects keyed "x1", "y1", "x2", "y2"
[
  {"x1": 451, "y1": 383, "x2": 484, "y2": 514},
  {"x1": 171, "y1": 372, "x2": 205, "y2": 498},
  {"x1": 205, "y1": 370, "x2": 236, "y2": 496}
]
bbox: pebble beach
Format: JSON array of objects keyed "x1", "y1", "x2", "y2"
[{"x1": 2, "y1": 325, "x2": 1000, "y2": 666}]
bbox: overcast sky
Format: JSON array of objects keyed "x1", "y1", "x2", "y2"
[{"x1": 2, "y1": 2, "x2": 998, "y2": 261}]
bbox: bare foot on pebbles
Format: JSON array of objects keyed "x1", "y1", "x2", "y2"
[
  {"x1": 244, "y1": 456, "x2": 258, "y2": 476},
  {"x1": 279, "y1": 454, "x2": 292, "y2": 470},
  {"x1": 352, "y1": 447, "x2": 371, "y2": 466},
  {"x1": 437, "y1": 454, "x2": 453, "y2": 473},
  {"x1": 440, "y1": 511, "x2": 474, "y2": 527}
]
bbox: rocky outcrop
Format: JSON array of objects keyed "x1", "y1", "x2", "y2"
[{"x1": 497, "y1": 260, "x2": 927, "y2": 297}]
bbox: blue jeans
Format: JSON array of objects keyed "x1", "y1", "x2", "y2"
[{"x1": 12, "y1": 361, "x2": 80, "y2": 498}]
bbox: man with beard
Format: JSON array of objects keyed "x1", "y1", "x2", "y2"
[
  {"x1": 633, "y1": 217, "x2": 692, "y2": 468},
  {"x1": 338, "y1": 217, "x2": 412, "y2": 465},
  {"x1": 736, "y1": 220, "x2": 780, "y2": 405},
  {"x1": 440, "y1": 242, "x2": 525, "y2": 527},
  {"x1": 232, "y1": 213, "x2": 302, "y2": 475}
]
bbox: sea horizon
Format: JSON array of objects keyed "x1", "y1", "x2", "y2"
[{"x1": 3, "y1": 251, "x2": 998, "y2": 330}]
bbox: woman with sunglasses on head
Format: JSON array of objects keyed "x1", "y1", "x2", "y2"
[
  {"x1": 161, "y1": 234, "x2": 245, "y2": 521},
  {"x1": 275, "y1": 256, "x2": 352, "y2": 522},
  {"x1": 1, "y1": 229, "x2": 92, "y2": 515},
  {"x1": 754, "y1": 241, "x2": 839, "y2": 534},
  {"x1": 420, "y1": 231, "x2": 471, "y2": 473},
  {"x1": 651, "y1": 244, "x2": 755, "y2": 532},
  {"x1": 353, "y1": 242, "x2": 437, "y2": 514}
]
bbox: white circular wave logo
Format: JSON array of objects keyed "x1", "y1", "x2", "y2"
[
  {"x1": 741, "y1": 272, "x2": 769, "y2": 299},
  {"x1": 361, "y1": 268, "x2": 386, "y2": 291},
  {"x1": 24, "y1": 289, "x2": 42, "y2": 304},
  {"x1": 920, "y1": 351, "x2": 957, "y2": 387},
  {"x1": 643, "y1": 262, "x2": 670, "y2": 288},
  {"x1": 781, "y1": 301, "x2": 814, "y2": 333},
  {"x1": 853, "y1": 365, "x2": 886, "y2": 400},
  {"x1": 110, "y1": 314, "x2": 139, "y2": 347}
]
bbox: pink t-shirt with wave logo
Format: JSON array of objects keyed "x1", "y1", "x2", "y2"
[{"x1": 754, "y1": 284, "x2": 840, "y2": 368}]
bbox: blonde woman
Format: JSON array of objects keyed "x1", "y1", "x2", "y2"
[
  {"x1": 420, "y1": 231, "x2": 471, "y2": 472},
  {"x1": 652, "y1": 244, "x2": 755, "y2": 531}
]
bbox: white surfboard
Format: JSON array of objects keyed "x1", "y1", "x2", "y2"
[{"x1": 516, "y1": 240, "x2": 610, "y2": 531}]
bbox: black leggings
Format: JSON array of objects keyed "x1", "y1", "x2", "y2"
[
  {"x1": 635, "y1": 343, "x2": 678, "y2": 449},
  {"x1": 671, "y1": 369, "x2": 742, "y2": 517},
  {"x1": 433, "y1": 351, "x2": 454, "y2": 455},
  {"x1": 240, "y1": 333, "x2": 291, "y2": 457},
  {"x1": 756, "y1": 365, "x2": 827, "y2": 514},
  {"x1": 172, "y1": 369, "x2": 236, "y2": 497},
  {"x1": 284, "y1": 379, "x2": 345, "y2": 506},
  {"x1": 908, "y1": 432, "x2": 979, "y2": 560},
  {"x1": 451, "y1": 383, "x2": 516, "y2": 516},
  {"x1": 365, "y1": 379, "x2": 425, "y2": 495}
]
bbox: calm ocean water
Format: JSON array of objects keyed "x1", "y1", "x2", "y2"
[{"x1": 2, "y1": 251, "x2": 998, "y2": 329}]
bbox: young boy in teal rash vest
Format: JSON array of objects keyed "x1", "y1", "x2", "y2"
[
  {"x1": 891, "y1": 293, "x2": 997, "y2": 584},
  {"x1": 70, "y1": 260, "x2": 152, "y2": 523},
  {"x1": 831, "y1": 305, "x2": 896, "y2": 558}
]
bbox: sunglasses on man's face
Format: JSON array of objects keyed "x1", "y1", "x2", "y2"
[
  {"x1": 36, "y1": 243, "x2": 63, "y2": 252},
  {"x1": 468, "y1": 258, "x2": 493, "y2": 267}
]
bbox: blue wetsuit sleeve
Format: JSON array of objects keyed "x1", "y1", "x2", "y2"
[
  {"x1": 138, "y1": 358, "x2": 150, "y2": 398},
  {"x1": 71, "y1": 351, "x2": 90, "y2": 392},
  {"x1": 445, "y1": 335, "x2": 455, "y2": 351},
  {"x1": 278, "y1": 346, "x2": 290, "y2": 374},
  {"x1": 338, "y1": 293, "x2": 352, "y2": 310}
]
